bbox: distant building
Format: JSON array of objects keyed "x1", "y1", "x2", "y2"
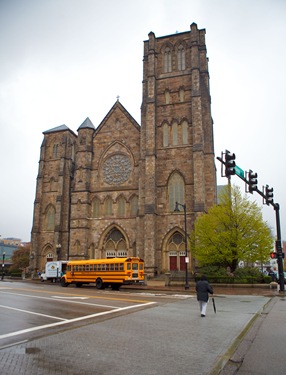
[
  {"x1": 31, "y1": 23, "x2": 217, "y2": 276},
  {"x1": 1, "y1": 237, "x2": 22, "y2": 247},
  {"x1": 0, "y1": 242, "x2": 18, "y2": 261},
  {"x1": 0, "y1": 238, "x2": 30, "y2": 263}
]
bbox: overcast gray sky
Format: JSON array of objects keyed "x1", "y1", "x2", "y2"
[{"x1": 1, "y1": 0, "x2": 286, "y2": 242}]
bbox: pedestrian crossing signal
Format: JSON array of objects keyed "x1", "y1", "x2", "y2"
[{"x1": 270, "y1": 252, "x2": 277, "y2": 259}]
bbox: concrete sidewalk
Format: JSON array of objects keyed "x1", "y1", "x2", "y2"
[
  {"x1": 220, "y1": 295, "x2": 286, "y2": 374},
  {"x1": 0, "y1": 292, "x2": 271, "y2": 375}
]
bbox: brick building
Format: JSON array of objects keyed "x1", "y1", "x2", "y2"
[{"x1": 30, "y1": 23, "x2": 217, "y2": 276}]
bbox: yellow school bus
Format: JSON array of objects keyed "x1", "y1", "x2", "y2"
[{"x1": 61, "y1": 257, "x2": 144, "y2": 290}]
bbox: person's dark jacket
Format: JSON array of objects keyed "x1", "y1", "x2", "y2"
[{"x1": 196, "y1": 278, "x2": 213, "y2": 302}]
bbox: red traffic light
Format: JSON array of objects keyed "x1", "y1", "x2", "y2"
[{"x1": 270, "y1": 252, "x2": 278, "y2": 259}]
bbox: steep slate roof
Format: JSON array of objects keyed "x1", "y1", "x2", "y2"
[
  {"x1": 77, "y1": 117, "x2": 95, "y2": 131},
  {"x1": 43, "y1": 124, "x2": 77, "y2": 137}
]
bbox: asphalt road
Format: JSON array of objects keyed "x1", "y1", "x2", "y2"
[
  {"x1": 0, "y1": 280, "x2": 271, "y2": 375},
  {"x1": 0, "y1": 280, "x2": 187, "y2": 349}
]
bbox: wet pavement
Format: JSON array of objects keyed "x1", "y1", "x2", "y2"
[{"x1": 1, "y1": 279, "x2": 283, "y2": 374}]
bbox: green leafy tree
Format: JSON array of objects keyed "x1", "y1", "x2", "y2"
[
  {"x1": 191, "y1": 185, "x2": 273, "y2": 273},
  {"x1": 10, "y1": 245, "x2": 30, "y2": 272}
]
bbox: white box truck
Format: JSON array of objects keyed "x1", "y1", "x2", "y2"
[{"x1": 41, "y1": 261, "x2": 68, "y2": 282}]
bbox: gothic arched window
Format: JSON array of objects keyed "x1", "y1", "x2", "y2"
[
  {"x1": 168, "y1": 232, "x2": 185, "y2": 252},
  {"x1": 104, "y1": 228, "x2": 127, "y2": 256},
  {"x1": 92, "y1": 197, "x2": 100, "y2": 218},
  {"x1": 117, "y1": 196, "x2": 126, "y2": 217},
  {"x1": 172, "y1": 122, "x2": 178, "y2": 145},
  {"x1": 46, "y1": 205, "x2": 55, "y2": 231},
  {"x1": 168, "y1": 172, "x2": 185, "y2": 211},
  {"x1": 182, "y1": 121, "x2": 188, "y2": 144},
  {"x1": 52, "y1": 143, "x2": 59, "y2": 158},
  {"x1": 179, "y1": 88, "x2": 185, "y2": 102},
  {"x1": 130, "y1": 195, "x2": 138, "y2": 216},
  {"x1": 104, "y1": 197, "x2": 113, "y2": 216},
  {"x1": 177, "y1": 45, "x2": 185, "y2": 71},
  {"x1": 165, "y1": 90, "x2": 170, "y2": 104},
  {"x1": 163, "y1": 123, "x2": 169, "y2": 147},
  {"x1": 164, "y1": 47, "x2": 172, "y2": 73}
]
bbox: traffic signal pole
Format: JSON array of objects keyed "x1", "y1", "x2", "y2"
[
  {"x1": 274, "y1": 203, "x2": 285, "y2": 292},
  {"x1": 217, "y1": 151, "x2": 285, "y2": 292}
]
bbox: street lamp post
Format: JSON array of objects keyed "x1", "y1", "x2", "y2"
[
  {"x1": 174, "y1": 202, "x2": 189, "y2": 290},
  {"x1": 55, "y1": 244, "x2": 62, "y2": 280},
  {"x1": 2, "y1": 252, "x2": 6, "y2": 280}
]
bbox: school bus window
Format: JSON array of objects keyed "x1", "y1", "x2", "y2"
[
  {"x1": 110, "y1": 264, "x2": 114, "y2": 271},
  {"x1": 102, "y1": 264, "x2": 106, "y2": 271},
  {"x1": 115, "y1": 264, "x2": 118, "y2": 271},
  {"x1": 132, "y1": 263, "x2": 138, "y2": 270},
  {"x1": 75, "y1": 265, "x2": 78, "y2": 271},
  {"x1": 127, "y1": 263, "x2": 131, "y2": 270},
  {"x1": 120, "y1": 264, "x2": 124, "y2": 271},
  {"x1": 85, "y1": 265, "x2": 90, "y2": 271},
  {"x1": 97, "y1": 264, "x2": 101, "y2": 271},
  {"x1": 106, "y1": 264, "x2": 110, "y2": 271}
]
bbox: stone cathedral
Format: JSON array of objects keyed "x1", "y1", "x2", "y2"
[{"x1": 30, "y1": 23, "x2": 217, "y2": 276}]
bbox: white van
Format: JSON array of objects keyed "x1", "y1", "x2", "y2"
[{"x1": 41, "y1": 261, "x2": 68, "y2": 282}]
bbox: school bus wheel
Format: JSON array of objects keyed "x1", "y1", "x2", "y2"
[
  {"x1": 61, "y1": 278, "x2": 69, "y2": 287},
  {"x1": 111, "y1": 283, "x2": 121, "y2": 290},
  {"x1": 96, "y1": 278, "x2": 104, "y2": 289}
]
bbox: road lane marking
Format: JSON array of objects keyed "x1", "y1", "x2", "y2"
[
  {"x1": 52, "y1": 296, "x2": 89, "y2": 300},
  {"x1": 0, "y1": 291, "x2": 119, "y2": 309},
  {"x1": 0, "y1": 302, "x2": 155, "y2": 340},
  {"x1": 0, "y1": 304, "x2": 67, "y2": 321},
  {"x1": 0, "y1": 286, "x2": 149, "y2": 303}
]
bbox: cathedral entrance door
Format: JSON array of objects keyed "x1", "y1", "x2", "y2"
[
  {"x1": 179, "y1": 255, "x2": 186, "y2": 271},
  {"x1": 169, "y1": 254, "x2": 177, "y2": 271}
]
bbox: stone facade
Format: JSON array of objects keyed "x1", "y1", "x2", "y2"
[{"x1": 30, "y1": 23, "x2": 216, "y2": 276}]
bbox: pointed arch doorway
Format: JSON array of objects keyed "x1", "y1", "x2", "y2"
[
  {"x1": 103, "y1": 227, "x2": 128, "y2": 258},
  {"x1": 167, "y1": 231, "x2": 186, "y2": 271}
]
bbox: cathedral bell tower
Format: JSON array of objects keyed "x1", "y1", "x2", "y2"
[{"x1": 139, "y1": 23, "x2": 216, "y2": 275}]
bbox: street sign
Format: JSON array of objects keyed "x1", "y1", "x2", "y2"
[{"x1": 235, "y1": 165, "x2": 244, "y2": 179}]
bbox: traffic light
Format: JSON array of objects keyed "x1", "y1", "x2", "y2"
[
  {"x1": 270, "y1": 252, "x2": 278, "y2": 259},
  {"x1": 248, "y1": 170, "x2": 258, "y2": 193},
  {"x1": 225, "y1": 151, "x2": 236, "y2": 177},
  {"x1": 265, "y1": 185, "x2": 274, "y2": 205}
]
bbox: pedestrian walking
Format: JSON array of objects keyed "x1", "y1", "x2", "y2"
[{"x1": 196, "y1": 275, "x2": 213, "y2": 317}]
